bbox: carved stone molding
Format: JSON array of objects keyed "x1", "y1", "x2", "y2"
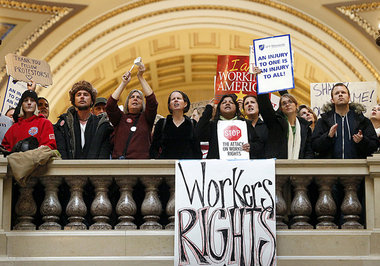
[{"x1": 0, "y1": 0, "x2": 86, "y2": 86}]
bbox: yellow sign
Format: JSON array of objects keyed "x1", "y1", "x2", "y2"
[{"x1": 5, "y1": 53, "x2": 52, "y2": 86}]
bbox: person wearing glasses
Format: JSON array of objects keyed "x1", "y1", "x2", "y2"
[{"x1": 257, "y1": 91, "x2": 314, "y2": 159}]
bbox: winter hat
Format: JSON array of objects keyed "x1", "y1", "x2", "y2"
[
  {"x1": 69, "y1": 80, "x2": 97, "y2": 107},
  {"x1": 13, "y1": 90, "x2": 39, "y2": 122}
]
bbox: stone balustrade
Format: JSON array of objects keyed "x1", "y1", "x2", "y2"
[
  {"x1": 2, "y1": 157, "x2": 380, "y2": 265},
  {"x1": 0, "y1": 158, "x2": 374, "y2": 231}
]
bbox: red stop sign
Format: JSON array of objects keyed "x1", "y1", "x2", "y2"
[{"x1": 224, "y1": 125, "x2": 242, "y2": 141}]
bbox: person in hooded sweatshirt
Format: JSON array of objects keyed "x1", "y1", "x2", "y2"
[
  {"x1": 312, "y1": 83, "x2": 378, "y2": 158},
  {"x1": 2, "y1": 89, "x2": 56, "y2": 151}
]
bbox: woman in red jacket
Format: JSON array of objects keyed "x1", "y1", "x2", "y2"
[{"x1": 2, "y1": 90, "x2": 56, "y2": 151}]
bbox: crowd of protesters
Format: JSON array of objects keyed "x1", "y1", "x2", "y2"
[{"x1": 1, "y1": 60, "x2": 379, "y2": 160}]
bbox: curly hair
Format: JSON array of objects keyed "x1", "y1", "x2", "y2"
[{"x1": 69, "y1": 80, "x2": 97, "y2": 107}]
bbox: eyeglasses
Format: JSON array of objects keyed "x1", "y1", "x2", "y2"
[{"x1": 281, "y1": 100, "x2": 294, "y2": 106}]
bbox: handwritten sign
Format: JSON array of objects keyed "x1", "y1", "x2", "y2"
[
  {"x1": 174, "y1": 159, "x2": 277, "y2": 266},
  {"x1": 217, "y1": 120, "x2": 249, "y2": 160},
  {"x1": 214, "y1": 55, "x2": 257, "y2": 102},
  {"x1": 252, "y1": 34, "x2": 294, "y2": 94},
  {"x1": 310, "y1": 81, "x2": 377, "y2": 118},
  {"x1": 5, "y1": 53, "x2": 52, "y2": 86},
  {"x1": 1, "y1": 76, "x2": 27, "y2": 115}
]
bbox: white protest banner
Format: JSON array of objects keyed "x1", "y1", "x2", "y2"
[
  {"x1": 310, "y1": 81, "x2": 377, "y2": 118},
  {"x1": 175, "y1": 159, "x2": 276, "y2": 266},
  {"x1": 252, "y1": 34, "x2": 294, "y2": 94},
  {"x1": 217, "y1": 120, "x2": 249, "y2": 160},
  {"x1": 5, "y1": 53, "x2": 52, "y2": 86},
  {"x1": 1, "y1": 76, "x2": 27, "y2": 115}
]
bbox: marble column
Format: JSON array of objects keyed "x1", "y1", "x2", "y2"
[
  {"x1": 89, "y1": 176, "x2": 113, "y2": 230},
  {"x1": 14, "y1": 177, "x2": 38, "y2": 230},
  {"x1": 290, "y1": 176, "x2": 313, "y2": 229},
  {"x1": 115, "y1": 176, "x2": 137, "y2": 230},
  {"x1": 64, "y1": 176, "x2": 87, "y2": 230},
  {"x1": 39, "y1": 177, "x2": 62, "y2": 230},
  {"x1": 315, "y1": 176, "x2": 338, "y2": 229},
  {"x1": 140, "y1": 176, "x2": 163, "y2": 230},
  {"x1": 340, "y1": 176, "x2": 364, "y2": 229}
]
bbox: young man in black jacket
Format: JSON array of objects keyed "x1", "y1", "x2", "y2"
[
  {"x1": 54, "y1": 81, "x2": 113, "y2": 159},
  {"x1": 312, "y1": 83, "x2": 378, "y2": 158}
]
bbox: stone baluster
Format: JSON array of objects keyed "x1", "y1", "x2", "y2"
[
  {"x1": 14, "y1": 177, "x2": 38, "y2": 230},
  {"x1": 115, "y1": 177, "x2": 138, "y2": 230},
  {"x1": 290, "y1": 176, "x2": 313, "y2": 229},
  {"x1": 39, "y1": 177, "x2": 63, "y2": 230},
  {"x1": 165, "y1": 176, "x2": 175, "y2": 230},
  {"x1": 276, "y1": 175, "x2": 289, "y2": 229},
  {"x1": 64, "y1": 176, "x2": 87, "y2": 230},
  {"x1": 340, "y1": 176, "x2": 364, "y2": 229},
  {"x1": 140, "y1": 176, "x2": 163, "y2": 230},
  {"x1": 89, "y1": 176, "x2": 113, "y2": 230},
  {"x1": 315, "y1": 176, "x2": 338, "y2": 229}
]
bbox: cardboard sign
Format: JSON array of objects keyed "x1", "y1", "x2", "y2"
[
  {"x1": 174, "y1": 159, "x2": 277, "y2": 266},
  {"x1": 5, "y1": 53, "x2": 52, "y2": 86},
  {"x1": 214, "y1": 55, "x2": 257, "y2": 102},
  {"x1": 310, "y1": 81, "x2": 377, "y2": 118},
  {"x1": 1, "y1": 76, "x2": 27, "y2": 115},
  {"x1": 252, "y1": 34, "x2": 294, "y2": 94},
  {"x1": 217, "y1": 120, "x2": 249, "y2": 160}
]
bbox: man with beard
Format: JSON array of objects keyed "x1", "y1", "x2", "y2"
[
  {"x1": 54, "y1": 80, "x2": 113, "y2": 159},
  {"x1": 312, "y1": 83, "x2": 378, "y2": 158}
]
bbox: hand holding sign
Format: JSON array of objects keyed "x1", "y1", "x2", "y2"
[
  {"x1": 251, "y1": 66, "x2": 262, "y2": 75},
  {"x1": 242, "y1": 143, "x2": 250, "y2": 152},
  {"x1": 27, "y1": 80, "x2": 36, "y2": 91},
  {"x1": 252, "y1": 34, "x2": 295, "y2": 94}
]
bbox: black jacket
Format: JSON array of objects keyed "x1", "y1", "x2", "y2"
[
  {"x1": 312, "y1": 102, "x2": 378, "y2": 159},
  {"x1": 249, "y1": 118, "x2": 268, "y2": 158},
  {"x1": 257, "y1": 93, "x2": 314, "y2": 159},
  {"x1": 196, "y1": 104, "x2": 264, "y2": 159},
  {"x1": 150, "y1": 115, "x2": 202, "y2": 159},
  {"x1": 54, "y1": 107, "x2": 113, "y2": 159}
]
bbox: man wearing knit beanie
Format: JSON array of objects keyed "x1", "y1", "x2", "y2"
[{"x1": 54, "y1": 80, "x2": 113, "y2": 159}]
